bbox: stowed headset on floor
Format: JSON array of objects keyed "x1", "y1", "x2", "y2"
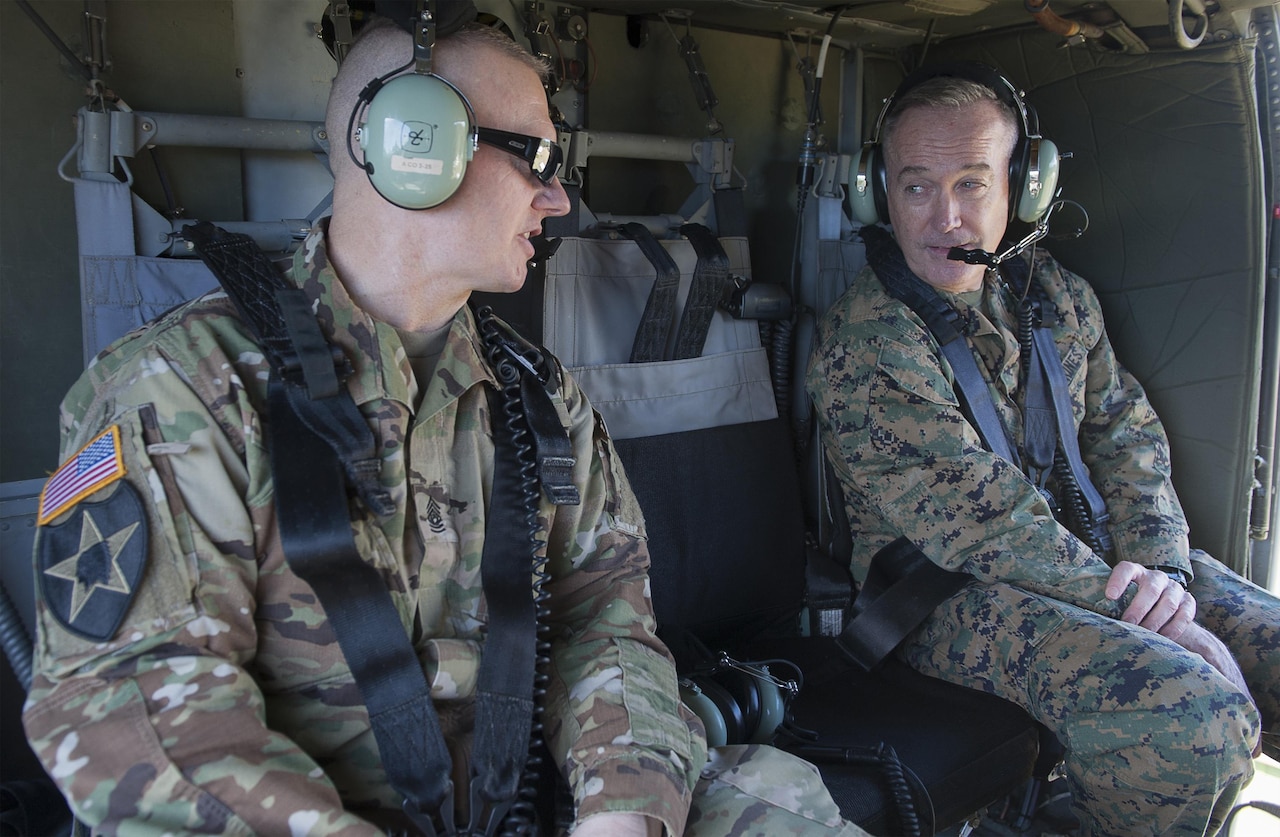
[{"x1": 678, "y1": 651, "x2": 801, "y2": 748}]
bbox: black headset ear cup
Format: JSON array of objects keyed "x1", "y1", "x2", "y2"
[
  {"x1": 714, "y1": 668, "x2": 762, "y2": 742},
  {"x1": 680, "y1": 676, "x2": 746, "y2": 747}
]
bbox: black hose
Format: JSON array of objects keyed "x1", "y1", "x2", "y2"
[
  {"x1": 0, "y1": 579, "x2": 34, "y2": 692},
  {"x1": 769, "y1": 319, "x2": 793, "y2": 422}
]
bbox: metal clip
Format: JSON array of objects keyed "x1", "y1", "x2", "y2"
[
  {"x1": 401, "y1": 781, "x2": 457, "y2": 837},
  {"x1": 466, "y1": 779, "x2": 515, "y2": 837}
]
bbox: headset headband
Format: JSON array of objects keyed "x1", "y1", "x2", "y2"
[
  {"x1": 848, "y1": 61, "x2": 1060, "y2": 226},
  {"x1": 871, "y1": 62, "x2": 1041, "y2": 147}
]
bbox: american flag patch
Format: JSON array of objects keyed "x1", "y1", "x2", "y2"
[{"x1": 38, "y1": 426, "x2": 127, "y2": 525}]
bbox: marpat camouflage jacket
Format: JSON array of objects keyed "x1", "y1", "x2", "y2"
[
  {"x1": 24, "y1": 226, "x2": 705, "y2": 835},
  {"x1": 807, "y1": 242, "x2": 1191, "y2": 617}
]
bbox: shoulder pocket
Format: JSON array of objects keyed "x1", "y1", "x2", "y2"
[{"x1": 35, "y1": 409, "x2": 199, "y2": 677}]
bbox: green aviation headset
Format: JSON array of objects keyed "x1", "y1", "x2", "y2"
[
  {"x1": 679, "y1": 656, "x2": 796, "y2": 748},
  {"x1": 346, "y1": 1, "x2": 476, "y2": 210},
  {"x1": 848, "y1": 62, "x2": 1060, "y2": 227},
  {"x1": 345, "y1": 1, "x2": 563, "y2": 211}
]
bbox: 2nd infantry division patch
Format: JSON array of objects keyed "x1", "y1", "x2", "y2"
[{"x1": 36, "y1": 426, "x2": 149, "y2": 641}]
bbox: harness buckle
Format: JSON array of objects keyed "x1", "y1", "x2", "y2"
[
  {"x1": 465, "y1": 779, "x2": 515, "y2": 837},
  {"x1": 402, "y1": 782, "x2": 458, "y2": 837}
]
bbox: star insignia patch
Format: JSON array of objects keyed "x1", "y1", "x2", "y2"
[{"x1": 37, "y1": 481, "x2": 149, "y2": 641}]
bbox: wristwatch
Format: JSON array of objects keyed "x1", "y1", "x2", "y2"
[{"x1": 1148, "y1": 564, "x2": 1191, "y2": 591}]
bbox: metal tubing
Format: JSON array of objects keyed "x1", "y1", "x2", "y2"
[
  {"x1": 572, "y1": 131, "x2": 701, "y2": 164},
  {"x1": 130, "y1": 112, "x2": 327, "y2": 154}
]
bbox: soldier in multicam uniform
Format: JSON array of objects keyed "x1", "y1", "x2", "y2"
[
  {"x1": 808, "y1": 69, "x2": 1279, "y2": 836},
  {"x1": 23, "y1": 14, "x2": 863, "y2": 837}
]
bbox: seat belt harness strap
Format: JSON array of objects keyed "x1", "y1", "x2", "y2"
[
  {"x1": 619, "y1": 222, "x2": 682, "y2": 364},
  {"x1": 182, "y1": 222, "x2": 453, "y2": 833},
  {"x1": 184, "y1": 223, "x2": 574, "y2": 836},
  {"x1": 836, "y1": 537, "x2": 971, "y2": 671},
  {"x1": 861, "y1": 225, "x2": 1019, "y2": 466},
  {"x1": 675, "y1": 223, "x2": 732, "y2": 360},
  {"x1": 1030, "y1": 324, "x2": 1113, "y2": 554}
]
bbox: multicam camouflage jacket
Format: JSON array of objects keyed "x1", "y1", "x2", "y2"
[
  {"x1": 807, "y1": 242, "x2": 1191, "y2": 618},
  {"x1": 23, "y1": 227, "x2": 705, "y2": 835}
]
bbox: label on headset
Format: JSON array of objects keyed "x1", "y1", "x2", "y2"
[{"x1": 391, "y1": 155, "x2": 444, "y2": 175}]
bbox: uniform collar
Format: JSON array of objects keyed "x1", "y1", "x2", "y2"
[{"x1": 288, "y1": 223, "x2": 497, "y2": 413}]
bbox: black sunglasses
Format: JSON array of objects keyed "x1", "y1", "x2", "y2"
[{"x1": 475, "y1": 128, "x2": 563, "y2": 184}]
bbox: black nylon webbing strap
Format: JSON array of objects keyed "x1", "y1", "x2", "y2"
[
  {"x1": 183, "y1": 223, "x2": 454, "y2": 834},
  {"x1": 268, "y1": 380, "x2": 454, "y2": 835},
  {"x1": 521, "y1": 372, "x2": 579, "y2": 506},
  {"x1": 481, "y1": 315, "x2": 581, "y2": 508},
  {"x1": 619, "y1": 223, "x2": 682, "y2": 363},
  {"x1": 836, "y1": 537, "x2": 971, "y2": 671},
  {"x1": 184, "y1": 223, "x2": 564, "y2": 837},
  {"x1": 182, "y1": 222, "x2": 394, "y2": 517},
  {"x1": 674, "y1": 224, "x2": 731, "y2": 360},
  {"x1": 468, "y1": 386, "x2": 538, "y2": 827},
  {"x1": 862, "y1": 224, "x2": 1019, "y2": 467}
]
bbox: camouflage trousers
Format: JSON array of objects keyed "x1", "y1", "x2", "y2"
[
  {"x1": 684, "y1": 745, "x2": 867, "y2": 836},
  {"x1": 899, "y1": 551, "x2": 1278, "y2": 837}
]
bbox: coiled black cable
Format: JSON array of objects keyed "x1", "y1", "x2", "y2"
[
  {"x1": 790, "y1": 741, "x2": 928, "y2": 837},
  {"x1": 475, "y1": 306, "x2": 558, "y2": 837},
  {"x1": 1053, "y1": 450, "x2": 1105, "y2": 554},
  {"x1": 874, "y1": 743, "x2": 922, "y2": 837},
  {"x1": 1017, "y1": 298, "x2": 1035, "y2": 383}
]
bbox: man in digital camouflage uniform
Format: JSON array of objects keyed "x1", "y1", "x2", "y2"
[
  {"x1": 23, "y1": 15, "x2": 862, "y2": 837},
  {"x1": 807, "y1": 70, "x2": 1279, "y2": 836}
]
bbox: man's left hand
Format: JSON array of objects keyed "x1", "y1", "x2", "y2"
[{"x1": 1104, "y1": 560, "x2": 1196, "y2": 639}]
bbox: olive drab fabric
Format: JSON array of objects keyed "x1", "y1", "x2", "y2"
[{"x1": 808, "y1": 246, "x2": 1280, "y2": 836}]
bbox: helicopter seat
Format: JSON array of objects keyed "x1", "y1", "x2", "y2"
[{"x1": 476, "y1": 218, "x2": 1042, "y2": 835}]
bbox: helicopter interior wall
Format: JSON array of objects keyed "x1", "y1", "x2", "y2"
[
  {"x1": 0, "y1": 0, "x2": 244, "y2": 486},
  {"x1": 578, "y1": 12, "x2": 842, "y2": 286},
  {"x1": 0, "y1": 1, "x2": 840, "y2": 487},
  {"x1": 916, "y1": 29, "x2": 1268, "y2": 577}
]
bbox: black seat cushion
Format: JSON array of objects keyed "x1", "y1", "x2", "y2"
[{"x1": 615, "y1": 418, "x2": 807, "y2": 649}]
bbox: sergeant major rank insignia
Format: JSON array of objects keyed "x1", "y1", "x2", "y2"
[{"x1": 36, "y1": 425, "x2": 148, "y2": 641}]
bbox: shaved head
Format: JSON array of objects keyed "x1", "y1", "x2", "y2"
[
  {"x1": 325, "y1": 19, "x2": 550, "y2": 188},
  {"x1": 320, "y1": 16, "x2": 569, "y2": 333}
]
